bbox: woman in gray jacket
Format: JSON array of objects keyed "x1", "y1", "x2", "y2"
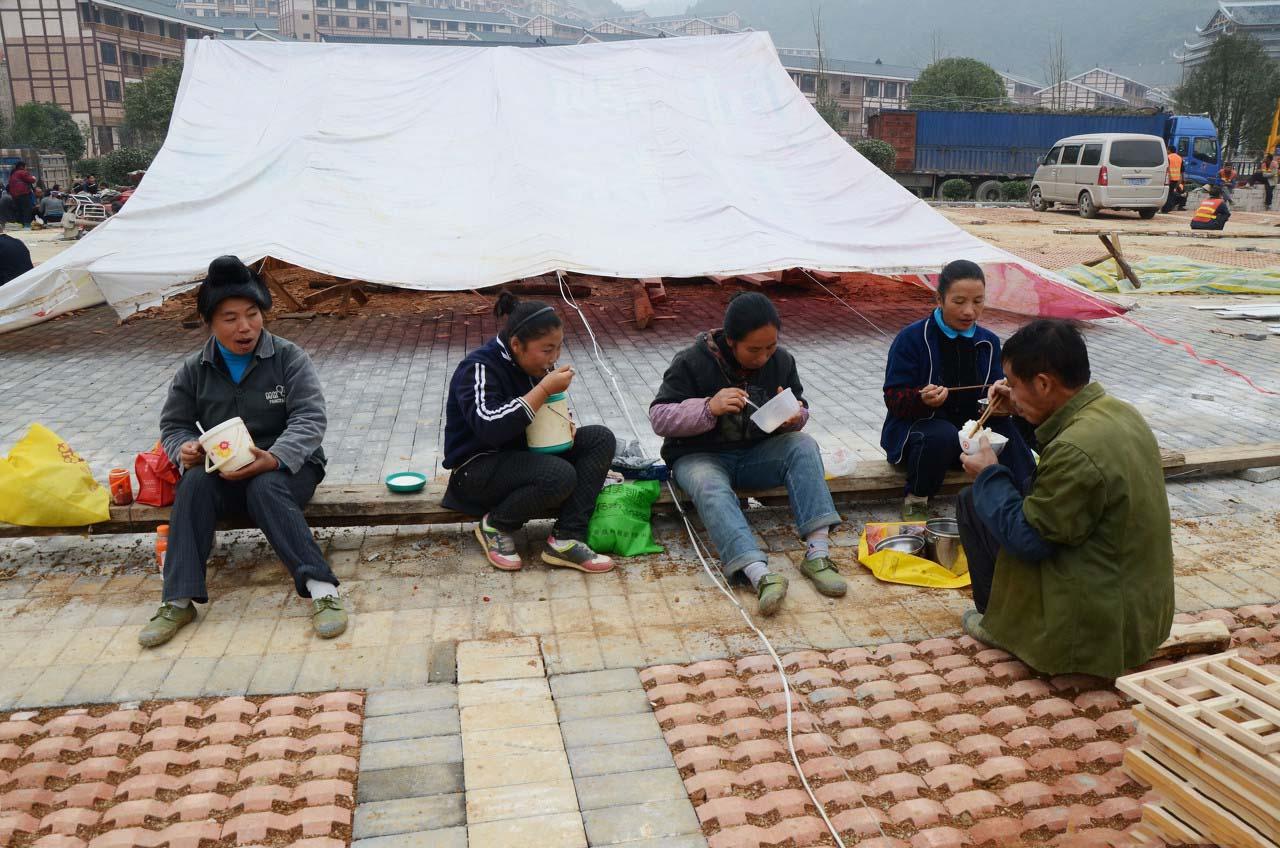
[{"x1": 139, "y1": 256, "x2": 345, "y2": 647}]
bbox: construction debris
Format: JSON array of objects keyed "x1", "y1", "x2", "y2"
[{"x1": 1117, "y1": 651, "x2": 1280, "y2": 847}]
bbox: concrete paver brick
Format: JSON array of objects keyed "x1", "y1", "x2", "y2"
[
  {"x1": 363, "y1": 708, "x2": 459, "y2": 742},
  {"x1": 467, "y1": 811, "x2": 586, "y2": 848},
  {"x1": 559, "y1": 712, "x2": 662, "y2": 749},
  {"x1": 352, "y1": 793, "x2": 465, "y2": 839},
  {"x1": 356, "y1": 763, "x2": 464, "y2": 804},
  {"x1": 549, "y1": 667, "x2": 642, "y2": 699},
  {"x1": 465, "y1": 779, "x2": 580, "y2": 823},
  {"x1": 574, "y1": 767, "x2": 690, "y2": 811},
  {"x1": 463, "y1": 751, "x2": 573, "y2": 790},
  {"x1": 352, "y1": 830, "x2": 467, "y2": 848},
  {"x1": 582, "y1": 799, "x2": 703, "y2": 845},
  {"x1": 565, "y1": 739, "x2": 676, "y2": 778}
]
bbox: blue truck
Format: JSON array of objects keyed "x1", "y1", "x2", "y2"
[{"x1": 867, "y1": 110, "x2": 1221, "y2": 200}]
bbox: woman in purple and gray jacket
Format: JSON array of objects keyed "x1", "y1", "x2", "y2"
[{"x1": 649, "y1": 292, "x2": 845, "y2": 617}]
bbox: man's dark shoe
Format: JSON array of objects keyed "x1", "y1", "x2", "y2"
[
  {"x1": 756, "y1": 573, "x2": 788, "y2": 616},
  {"x1": 312, "y1": 596, "x2": 348, "y2": 638},
  {"x1": 800, "y1": 557, "x2": 847, "y2": 597},
  {"x1": 138, "y1": 603, "x2": 196, "y2": 648}
]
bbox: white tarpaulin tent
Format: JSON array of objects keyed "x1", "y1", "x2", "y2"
[{"x1": 0, "y1": 32, "x2": 1118, "y2": 333}]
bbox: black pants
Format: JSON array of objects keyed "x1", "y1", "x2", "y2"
[
  {"x1": 450, "y1": 424, "x2": 615, "y2": 540},
  {"x1": 1161, "y1": 183, "x2": 1185, "y2": 212},
  {"x1": 956, "y1": 485, "x2": 1000, "y2": 614},
  {"x1": 1250, "y1": 174, "x2": 1274, "y2": 207},
  {"x1": 900, "y1": 416, "x2": 1034, "y2": 498},
  {"x1": 163, "y1": 463, "x2": 336, "y2": 604}
]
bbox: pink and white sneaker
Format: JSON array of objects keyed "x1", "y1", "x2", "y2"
[
  {"x1": 474, "y1": 515, "x2": 523, "y2": 571},
  {"x1": 541, "y1": 537, "x2": 615, "y2": 573}
]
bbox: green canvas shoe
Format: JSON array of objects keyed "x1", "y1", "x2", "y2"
[
  {"x1": 800, "y1": 557, "x2": 847, "y2": 597},
  {"x1": 138, "y1": 602, "x2": 196, "y2": 648},
  {"x1": 312, "y1": 596, "x2": 348, "y2": 639},
  {"x1": 962, "y1": 609, "x2": 1004, "y2": 650},
  {"x1": 756, "y1": 573, "x2": 788, "y2": 617}
]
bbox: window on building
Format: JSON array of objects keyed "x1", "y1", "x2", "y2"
[
  {"x1": 97, "y1": 126, "x2": 115, "y2": 153},
  {"x1": 482, "y1": 22, "x2": 491, "y2": 30},
  {"x1": 100, "y1": 43, "x2": 118, "y2": 64},
  {"x1": 884, "y1": 82, "x2": 899, "y2": 99},
  {"x1": 169, "y1": 23, "x2": 183, "y2": 36},
  {"x1": 105, "y1": 80, "x2": 122, "y2": 101},
  {"x1": 303, "y1": 32, "x2": 311, "y2": 38},
  {"x1": 334, "y1": 0, "x2": 347, "y2": 8},
  {"x1": 356, "y1": 0, "x2": 368, "y2": 9},
  {"x1": 377, "y1": 17, "x2": 387, "y2": 27},
  {"x1": 394, "y1": 18, "x2": 401, "y2": 24},
  {"x1": 358, "y1": 16, "x2": 369, "y2": 26},
  {"x1": 317, "y1": 14, "x2": 328, "y2": 23},
  {"x1": 839, "y1": 79, "x2": 850, "y2": 96},
  {"x1": 335, "y1": 15, "x2": 348, "y2": 25},
  {"x1": 255, "y1": 0, "x2": 266, "y2": 6},
  {"x1": 799, "y1": 74, "x2": 815, "y2": 93},
  {"x1": 446, "y1": 20, "x2": 457, "y2": 30},
  {"x1": 301, "y1": 13, "x2": 310, "y2": 20},
  {"x1": 430, "y1": 19, "x2": 440, "y2": 27},
  {"x1": 270, "y1": 1, "x2": 279, "y2": 10},
  {"x1": 839, "y1": 109, "x2": 850, "y2": 125},
  {"x1": 127, "y1": 13, "x2": 144, "y2": 31},
  {"x1": 102, "y1": 9, "x2": 122, "y2": 26},
  {"x1": 865, "y1": 79, "x2": 880, "y2": 97}
]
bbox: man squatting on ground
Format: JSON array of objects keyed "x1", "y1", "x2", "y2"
[
  {"x1": 139, "y1": 256, "x2": 346, "y2": 647},
  {"x1": 956, "y1": 319, "x2": 1175, "y2": 679}
]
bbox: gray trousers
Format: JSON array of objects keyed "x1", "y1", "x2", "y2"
[{"x1": 162, "y1": 463, "x2": 337, "y2": 604}]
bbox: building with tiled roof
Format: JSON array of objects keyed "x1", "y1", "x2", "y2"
[
  {"x1": 1176, "y1": 1, "x2": 1280, "y2": 67},
  {"x1": 778, "y1": 54, "x2": 919, "y2": 138},
  {"x1": 0, "y1": 0, "x2": 221, "y2": 155}
]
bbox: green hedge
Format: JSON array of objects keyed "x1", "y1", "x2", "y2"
[
  {"x1": 940, "y1": 179, "x2": 971, "y2": 200},
  {"x1": 1000, "y1": 180, "x2": 1029, "y2": 201},
  {"x1": 851, "y1": 138, "x2": 897, "y2": 174}
]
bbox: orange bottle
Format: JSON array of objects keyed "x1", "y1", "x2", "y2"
[{"x1": 156, "y1": 525, "x2": 169, "y2": 572}]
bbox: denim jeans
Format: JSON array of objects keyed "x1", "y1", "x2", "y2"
[{"x1": 672, "y1": 432, "x2": 841, "y2": 579}]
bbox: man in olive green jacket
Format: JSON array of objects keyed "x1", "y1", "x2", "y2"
[{"x1": 956, "y1": 320, "x2": 1174, "y2": 679}]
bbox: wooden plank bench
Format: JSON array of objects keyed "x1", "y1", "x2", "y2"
[{"x1": 2, "y1": 443, "x2": 1278, "y2": 539}]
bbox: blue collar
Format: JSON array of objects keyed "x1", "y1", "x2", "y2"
[{"x1": 933, "y1": 308, "x2": 976, "y2": 339}]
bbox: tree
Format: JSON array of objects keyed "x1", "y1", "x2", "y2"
[
  {"x1": 852, "y1": 138, "x2": 896, "y2": 173},
  {"x1": 1176, "y1": 34, "x2": 1280, "y2": 154},
  {"x1": 908, "y1": 57, "x2": 1007, "y2": 111},
  {"x1": 9, "y1": 102, "x2": 85, "y2": 161},
  {"x1": 810, "y1": 7, "x2": 844, "y2": 134},
  {"x1": 123, "y1": 61, "x2": 184, "y2": 148},
  {"x1": 1040, "y1": 33, "x2": 1068, "y2": 111}
]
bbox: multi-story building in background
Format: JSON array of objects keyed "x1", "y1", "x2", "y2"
[
  {"x1": 1177, "y1": 1, "x2": 1280, "y2": 67},
  {"x1": 780, "y1": 54, "x2": 917, "y2": 138},
  {"x1": 998, "y1": 71, "x2": 1042, "y2": 106},
  {"x1": 0, "y1": 0, "x2": 221, "y2": 155},
  {"x1": 178, "y1": 0, "x2": 279, "y2": 19}
]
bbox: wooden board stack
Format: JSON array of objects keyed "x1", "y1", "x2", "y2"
[{"x1": 1116, "y1": 651, "x2": 1280, "y2": 847}]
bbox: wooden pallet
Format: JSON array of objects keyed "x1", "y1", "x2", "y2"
[{"x1": 1118, "y1": 652, "x2": 1280, "y2": 848}]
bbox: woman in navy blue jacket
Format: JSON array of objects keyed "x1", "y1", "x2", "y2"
[
  {"x1": 881, "y1": 260, "x2": 1035, "y2": 521},
  {"x1": 443, "y1": 293, "x2": 616, "y2": 574}
]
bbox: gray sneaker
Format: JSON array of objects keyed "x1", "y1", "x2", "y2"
[
  {"x1": 312, "y1": 596, "x2": 348, "y2": 639},
  {"x1": 138, "y1": 602, "x2": 196, "y2": 648},
  {"x1": 475, "y1": 515, "x2": 523, "y2": 571}
]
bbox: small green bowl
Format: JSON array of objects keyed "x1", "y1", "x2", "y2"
[{"x1": 385, "y1": 471, "x2": 427, "y2": 493}]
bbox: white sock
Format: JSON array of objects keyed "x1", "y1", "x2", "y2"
[
  {"x1": 169, "y1": 598, "x2": 191, "y2": 608},
  {"x1": 804, "y1": 527, "x2": 830, "y2": 560},
  {"x1": 306, "y1": 579, "x2": 338, "y2": 599},
  {"x1": 742, "y1": 561, "x2": 770, "y2": 590}
]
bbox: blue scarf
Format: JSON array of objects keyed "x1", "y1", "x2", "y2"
[
  {"x1": 216, "y1": 340, "x2": 253, "y2": 384},
  {"x1": 933, "y1": 307, "x2": 976, "y2": 340}
]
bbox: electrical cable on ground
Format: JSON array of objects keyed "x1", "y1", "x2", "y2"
[{"x1": 553, "y1": 272, "x2": 887, "y2": 847}]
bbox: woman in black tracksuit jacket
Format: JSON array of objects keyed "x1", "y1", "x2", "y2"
[{"x1": 442, "y1": 293, "x2": 616, "y2": 574}]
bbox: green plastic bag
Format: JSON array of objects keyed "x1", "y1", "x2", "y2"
[{"x1": 587, "y1": 481, "x2": 664, "y2": 557}]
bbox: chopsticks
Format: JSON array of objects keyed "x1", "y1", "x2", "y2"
[
  {"x1": 917, "y1": 383, "x2": 991, "y2": 392},
  {"x1": 968, "y1": 401, "x2": 997, "y2": 438}
]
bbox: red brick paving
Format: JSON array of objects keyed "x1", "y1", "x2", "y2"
[
  {"x1": 641, "y1": 606, "x2": 1280, "y2": 848},
  {"x1": 0, "y1": 693, "x2": 362, "y2": 847}
]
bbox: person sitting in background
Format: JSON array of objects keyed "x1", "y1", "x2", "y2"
[
  {"x1": 881, "y1": 260, "x2": 1035, "y2": 521},
  {"x1": 1251, "y1": 154, "x2": 1275, "y2": 210},
  {"x1": 140, "y1": 255, "x2": 344, "y2": 647},
  {"x1": 0, "y1": 231, "x2": 33, "y2": 286},
  {"x1": 37, "y1": 190, "x2": 64, "y2": 224},
  {"x1": 442, "y1": 292, "x2": 616, "y2": 574},
  {"x1": 1190, "y1": 184, "x2": 1230, "y2": 231},
  {"x1": 650, "y1": 292, "x2": 845, "y2": 616},
  {"x1": 956, "y1": 319, "x2": 1173, "y2": 679}
]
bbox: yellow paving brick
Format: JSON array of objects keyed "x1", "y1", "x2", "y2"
[
  {"x1": 221, "y1": 618, "x2": 279, "y2": 656},
  {"x1": 458, "y1": 677, "x2": 551, "y2": 709},
  {"x1": 511, "y1": 600, "x2": 555, "y2": 635},
  {"x1": 461, "y1": 724, "x2": 566, "y2": 758},
  {"x1": 461, "y1": 697, "x2": 558, "y2": 733},
  {"x1": 466, "y1": 779, "x2": 579, "y2": 823},
  {"x1": 55, "y1": 626, "x2": 121, "y2": 665},
  {"x1": 463, "y1": 751, "x2": 574, "y2": 791},
  {"x1": 550, "y1": 597, "x2": 593, "y2": 633}
]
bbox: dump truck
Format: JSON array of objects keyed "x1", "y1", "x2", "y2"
[{"x1": 867, "y1": 110, "x2": 1221, "y2": 200}]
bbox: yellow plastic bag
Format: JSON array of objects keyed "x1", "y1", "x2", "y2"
[
  {"x1": 0, "y1": 424, "x2": 110, "y2": 527},
  {"x1": 857, "y1": 521, "x2": 971, "y2": 589}
]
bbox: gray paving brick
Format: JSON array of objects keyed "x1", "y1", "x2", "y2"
[
  {"x1": 363, "y1": 708, "x2": 460, "y2": 742},
  {"x1": 360, "y1": 735, "x2": 463, "y2": 771},
  {"x1": 246, "y1": 652, "x2": 304, "y2": 695},
  {"x1": 574, "y1": 767, "x2": 689, "y2": 811},
  {"x1": 555, "y1": 688, "x2": 652, "y2": 721},
  {"x1": 201, "y1": 655, "x2": 261, "y2": 695},
  {"x1": 582, "y1": 799, "x2": 703, "y2": 844},
  {"x1": 559, "y1": 712, "x2": 662, "y2": 749},
  {"x1": 366, "y1": 685, "x2": 458, "y2": 716},
  {"x1": 352, "y1": 830, "x2": 466, "y2": 848},
  {"x1": 356, "y1": 762, "x2": 464, "y2": 804},
  {"x1": 604, "y1": 837, "x2": 708, "y2": 848},
  {"x1": 353, "y1": 793, "x2": 465, "y2": 839},
  {"x1": 549, "y1": 667, "x2": 643, "y2": 699},
  {"x1": 566, "y1": 739, "x2": 676, "y2": 778}
]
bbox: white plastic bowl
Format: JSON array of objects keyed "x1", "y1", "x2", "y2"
[
  {"x1": 750, "y1": 388, "x2": 801, "y2": 434},
  {"x1": 959, "y1": 425, "x2": 1008, "y2": 456}
]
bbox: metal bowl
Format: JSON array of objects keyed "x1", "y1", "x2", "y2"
[
  {"x1": 874, "y1": 534, "x2": 926, "y2": 556},
  {"x1": 924, "y1": 518, "x2": 962, "y2": 569}
]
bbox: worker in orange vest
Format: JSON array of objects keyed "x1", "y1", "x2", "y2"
[
  {"x1": 1162, "y1": 146, "x2": 1186, "y2": 213},
  {"x1": 1190, "y1": 184, "x2": 1230, "y2": 231}
]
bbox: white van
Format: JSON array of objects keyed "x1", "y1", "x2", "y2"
[{"x1": 1029, "y1": 133, "x2": 1168, "y2": 219}]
